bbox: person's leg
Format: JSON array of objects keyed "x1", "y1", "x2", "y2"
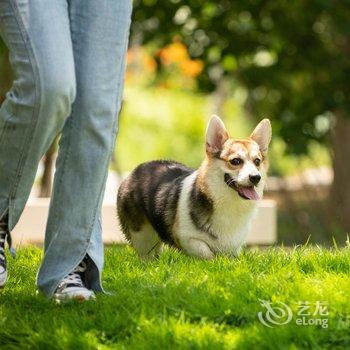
[
  {"x1": 0, "y1": 1, "x2": 75, "y2": 277},
  {"x1": 36, "y1": 0, "x2": 132, "y2": 297}
]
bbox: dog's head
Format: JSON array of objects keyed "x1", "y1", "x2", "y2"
[{"x1": 204, "y1": 115, "x2": 272, "y2": 201}]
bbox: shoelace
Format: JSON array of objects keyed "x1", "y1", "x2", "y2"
[
  {"x1": 0, "y1": 220, "x2": 8, "y2": 264},
  {"x1": 58, "y1": 260, "x2": 87, "y2": 289},
  {"x1": 0, "y1": 215, "x2": 16, "y2": 261}
]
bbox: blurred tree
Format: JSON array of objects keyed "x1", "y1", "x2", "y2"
[
  {"x1": 132, "y1": 0, "x2": 350, "y2": 234},
  {"x1": 0, "y1": 1, "x2": 349, "y2": 233},
  {"x1": 39, "y1": 136, "x2": 58, "y2": 197},
  {"x1": 0, "y1": 41, "x2": 11, "y2": 105}
]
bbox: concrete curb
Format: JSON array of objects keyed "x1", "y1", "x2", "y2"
[{"x1": 11, "y1": 198, "x2": 277, "y2": 246}]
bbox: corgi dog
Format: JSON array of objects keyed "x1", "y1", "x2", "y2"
[{"x1": 117, "y1": 116, "x2": 271, "y2": 260}]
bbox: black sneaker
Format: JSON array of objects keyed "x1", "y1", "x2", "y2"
[
  {"x1": 53, "y1": 257, "x2": 95, "y2": 302},
  {"x1": 0, "y1": 217, "x2": 8, "y2": 288}
]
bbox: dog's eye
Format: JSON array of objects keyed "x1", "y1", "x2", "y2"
[
  {"x1": 230, "y1": 158, "x2": 243, "y2": 166},
  {"x1": 254, "y1": 158, "x2": 261, "y2": 166}
]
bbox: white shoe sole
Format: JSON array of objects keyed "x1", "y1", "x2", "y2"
[
  {"x1": 53, "y1": 290, "x2": 96, "y2": 303},
  {"x1": 0, "y1": 270, "x2": 7, "y2": 288}
]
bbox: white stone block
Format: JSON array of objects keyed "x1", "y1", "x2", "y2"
[{"x1": 11, "y1": 198, "x2": 277, "y2": 247}]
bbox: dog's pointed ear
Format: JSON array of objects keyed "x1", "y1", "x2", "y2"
[
  {"x1": 206, "y1": 115, "x2": 229, "y2": 155},
  {"x1": 250, "y1": 119, "x2": 272, "y2": 153}
]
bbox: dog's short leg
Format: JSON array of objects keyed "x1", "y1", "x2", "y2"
[
  {"x1": 129, "y1": 223, "x2": 163, "y2": 261},
  {"x1": 181, "y1": 238, "x2": 215, "y2": 260}
]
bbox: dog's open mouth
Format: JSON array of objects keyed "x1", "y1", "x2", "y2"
[{"x1": 224, "y1": 173, "x2": 260, "y2": 200}]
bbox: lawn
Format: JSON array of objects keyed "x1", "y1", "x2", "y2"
[{"x1": 1, "y1": 245, "x2": 349, "y2": 349}]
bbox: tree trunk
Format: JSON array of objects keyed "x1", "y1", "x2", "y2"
[
  {"x1": 211, "y1": 79, "x2": 229, "y2": 117},
  {"x1": 39, "y1": 137, "x2": 58, "y2": 197},
  {"x1": 330, "y1": 112, "x2": 350, "y2": 235},
  {"x1": 0, "y1": 47, "x2": 12, "y2": 103}
]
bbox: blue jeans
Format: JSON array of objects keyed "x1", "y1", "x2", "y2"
[{"x1": 0, "y1": 0, "x2": 132, "y2": 296}]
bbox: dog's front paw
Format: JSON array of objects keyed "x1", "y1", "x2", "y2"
[{"x1": 181, "y1": 238, "x2": 215, "y2": 260}]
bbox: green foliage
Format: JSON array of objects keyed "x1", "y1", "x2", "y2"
[
  {"x1": 1, "y1": 245, "x2": 350, "y2": 349},
  {"x1": 132, "y1": 0, "x2": 350, "y2": 154},
  {"x1": 116, "y1": 85, "x2": 250, "y2": 172},
  {"x1": 116, "y1": 86, "x2": 209, "y2": 171},
  {"x1": 116, "y1": 86, "x2": 330, "y2": 174}
]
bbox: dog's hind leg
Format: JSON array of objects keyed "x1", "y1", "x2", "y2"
[{"x1": 129, "y1": 223, "x2": 163, "y2": 261}]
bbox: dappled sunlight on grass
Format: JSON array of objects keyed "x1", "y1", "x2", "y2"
[{"x1": 1, "y1": 245, "x2": 349, "y2": 349}]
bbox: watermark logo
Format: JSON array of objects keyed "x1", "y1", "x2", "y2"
[
  {"x1": 258, "y1": 299, "x2": 293, "y2": 327},
  {"x1": 258, "y1": 300, "x2": 329, "y2": 328}
]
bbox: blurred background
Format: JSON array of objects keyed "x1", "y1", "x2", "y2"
[{"x1": 1, "y1": 0, "x2": 349, "y2": 246}]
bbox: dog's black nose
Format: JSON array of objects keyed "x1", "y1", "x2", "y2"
[{"x1": 249, "y1": 174, "x2": 261, "y2": 185}]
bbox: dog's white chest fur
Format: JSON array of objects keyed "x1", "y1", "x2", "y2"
[{"x1": 175, "y1": 171, "x2": 259, "y2": 257}]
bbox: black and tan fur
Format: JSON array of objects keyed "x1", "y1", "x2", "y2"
[{"x1": 117, "y1": 115, "x2": 272, "y2": 260}]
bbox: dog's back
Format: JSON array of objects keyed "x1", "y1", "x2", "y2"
[{"x1": 117, "y1": 160, "x2": 193, "y2": 253}]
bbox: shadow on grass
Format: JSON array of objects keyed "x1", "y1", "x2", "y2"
[{"x1": 0, "y1": 245, "x2": 349, "y2": 349}]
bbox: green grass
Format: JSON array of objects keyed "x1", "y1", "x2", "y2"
[{"x1": 1, "y1": 245, "x2": 349, "y2": 349}]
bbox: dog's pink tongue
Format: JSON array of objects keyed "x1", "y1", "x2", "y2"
[{"x1": 240, "y1": 187, "x2": 260, "y2": 200}]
